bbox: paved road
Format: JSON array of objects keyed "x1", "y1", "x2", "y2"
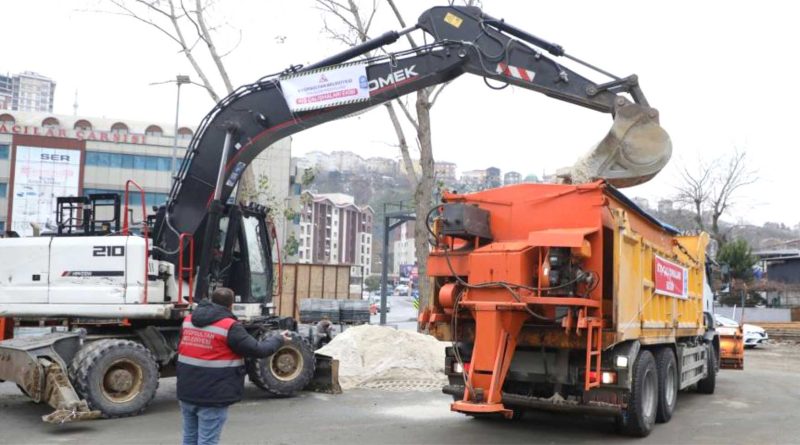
[
  {"x1": 370, "y1": 295, "x2": 418, "y2": 330},
  {"x1": 1, "y1": 344, "x2": 798, "y2": 444}
]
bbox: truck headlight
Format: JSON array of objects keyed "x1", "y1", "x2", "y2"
[
  {"x1": 615, "y1": 356, "x2": 629, "y2": 368},
  {"x1": 453, "y1": 361, "x2": 464, "y2": 373}
]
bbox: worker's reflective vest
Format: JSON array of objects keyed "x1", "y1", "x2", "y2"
[{"x1": 177, "y1": 315, "x2": 244, "y2": 369}]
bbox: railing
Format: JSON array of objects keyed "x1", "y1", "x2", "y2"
[
  {"x1": 177, "y1": 233, "x2": 195, "y2": 306},
  {"x1": 123, "y1": 180, "x2": 149, "y2": 304}
]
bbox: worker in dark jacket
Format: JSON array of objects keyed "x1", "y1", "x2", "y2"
[{"x1": 177, "y1": 287, "x2": 289, "y2": 445}]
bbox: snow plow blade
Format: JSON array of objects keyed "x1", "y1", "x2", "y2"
[
  {"x1": 307, "y1": 353, "x2": 342, "y2": 394},
  {"x1": 560, "y1": 102, "x2": 672, "y2": 188},
  {"x1": 0, "y1": 333, "x2": 101, "y2": 423},
  {"x1": 718, "y1": 326, "x2": 745, "y2": 370}
]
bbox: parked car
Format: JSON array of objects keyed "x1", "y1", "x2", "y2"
[
  {"x1": 394, "y1": 284, "x2": 410, "y2": 295},
  {"x1": 715, "y1": 314, "x2": 769, "y2": 348}
]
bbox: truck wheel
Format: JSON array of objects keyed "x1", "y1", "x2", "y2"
[
  {"x1": 616, "y1": 350, "x2": 658, "y2": 437},
  {"x1": 247, "y1": 332, "x2": 315, "y2": 397},
  {"x1": 655, "y1": 348, "x2": 678, "y2": 423},
  {"x1": 696, "y1": 344, "x2": 716, "y2": 394},
  {"x1": 69, "y1": 339, "x2": 159, "y2": 418}
]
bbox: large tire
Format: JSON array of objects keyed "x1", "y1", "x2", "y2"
[
  {"x1": 655, "y1": 348, "x2": 678, "y2": 423},
  {"x1": 616, "y1": 350, "x2": 658, "y2": 437},
  {"x1": 69, "y1": 339, "x2": 159, "y2": 418},
  {"x1": 246, "y1": 332, "x2": 315, "y2": 397},
  {"x1": 696, "y1": 344, "x2": 716, "y2": 394}
]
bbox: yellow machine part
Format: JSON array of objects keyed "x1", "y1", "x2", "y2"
[{"x1": 718, "y1": 325, "x2": 745, "y2": 370}]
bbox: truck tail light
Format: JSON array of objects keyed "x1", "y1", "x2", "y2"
[
  {"x1": 452, "y1": 361, "x2": 470, "y2": 374},
  {"x1": 601, "y1": 371, "x2": 617, "y2": 384},
  {"x1": 587, "y1": 370, "x2": 617, "y2": 385}
]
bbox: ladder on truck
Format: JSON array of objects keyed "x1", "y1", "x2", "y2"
[{"x1": 576, "y1": 307, "x2": 603, "y2": 391}]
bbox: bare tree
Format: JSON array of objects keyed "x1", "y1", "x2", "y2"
[
  {"x1": 317, "y1": 0, "x2": 475, "y2": 315},
  {"x1": 675, "y1": 158, "x2": 714, "y2": 231},
  {"x1": 104, "y1": 0, "x2": 256, "y2": 200},
  {"x1": 709, "y1": 150, "x2": 758, "y2": 244},
  {"x1": 675, "y1": 150, "x2": 757, "y2": 245}
]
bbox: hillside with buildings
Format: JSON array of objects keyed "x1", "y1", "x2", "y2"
[{"x1": 289, "y1": 150, "x2": 545, "y2": 277}]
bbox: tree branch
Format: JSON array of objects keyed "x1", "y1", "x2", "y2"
[
  {"x1": 315, "y1": 1, "x2": 360, "y2": 37},
  {"x1": 385, "y1": 0, "x2": 418, "y2": 48},
  {"x1": 195, "y1": 0, "x2": 234, "y2": 93},
  {"x1": 395, "y1": 99, "x2": 419, "y2": 132},
  {"x1": 180, "y1": 0, "x2": 209, "y2": 45},
  {"x1": 107, "y1": 0, "x2": 183, "y2": 46},
  {"x1": 384, "y1": 103, "x2": 419, "y2": 184},
  {"x1": 219, "y1": 29, "x2": 243, "y2": 58},
  {"x1": 428, "y1": 81, "x2": 451, "y2": 108}
]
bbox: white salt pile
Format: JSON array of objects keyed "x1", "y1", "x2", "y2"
[{"x1": 316, "y1": 324, "x2": 448, "y2": 391}]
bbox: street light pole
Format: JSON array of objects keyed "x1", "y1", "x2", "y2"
[{"x1": 171, "y1": 75, "x2": 191, "y2": 175}]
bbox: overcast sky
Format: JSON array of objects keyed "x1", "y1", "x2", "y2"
[{"x1": 5, "y1": 1, "x2": 799, "y2": 226}]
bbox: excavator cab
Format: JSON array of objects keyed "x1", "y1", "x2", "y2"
[{"x1": 205, "y1": 203, "x2": 275, "y2": 308}]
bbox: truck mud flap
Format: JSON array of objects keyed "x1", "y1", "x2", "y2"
[
  {"x1": 305, "y1": 353, "x2": 341, "y2": 394},
  {"x1": 0, "y1": 333, "x2": 101, "y2": 423}
]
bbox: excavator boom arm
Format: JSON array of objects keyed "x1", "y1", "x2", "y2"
[{"x1": 156, "y1": 5, "x2": 671, "y2": 252}]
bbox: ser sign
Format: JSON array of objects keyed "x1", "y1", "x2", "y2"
[{"x1": 654, "y1": 255, "x2": 688, "y2": 299}]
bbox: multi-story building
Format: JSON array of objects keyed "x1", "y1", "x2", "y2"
[
  {"x1": 291, "y1": 191, "x2": 373, "y2": 279},
  {"x1": 503, "y1": 171, "x2": 522, "y2": 186},
  {"x1": 485, "y1": 167, "x2": 501, "y2": 189},
  {"x1": 2, "y1": 72, "x2": 57, "y2": 113},
  {"x1": 460, "y1": 169, "x2": 486, "y2": 183},
  {"x1": 460, "y1": 169, "x2": 487, "y2": 191},
  {"x1": 0, "y1": 110, "x2": 291, "y2": 240},
  {"x1": 392, "y1": 220, "x2": 416, "y2": 275},
  {"x1": 434, "y1": 161, "x2": 457, "y2": 184},
  {"x1": 0, "y1": 74, "x2": 11, "y2": 110},
  {"x1": 633, "y1": 197, "x2": 651, "y2": 210},
  {"x1": 365, "y1": 157, "x2": 398, "y2": 176}
]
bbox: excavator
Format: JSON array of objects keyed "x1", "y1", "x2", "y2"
[{"x1": 0, "y1": 5, "x2": 671, "y2": 423}]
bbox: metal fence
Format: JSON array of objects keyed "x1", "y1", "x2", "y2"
[{"x1": 714, "y1": 305, "x2": 792, "y2": 323}]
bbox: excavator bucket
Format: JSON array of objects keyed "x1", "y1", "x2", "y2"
[
  {"x1": 560, "y1": 102, "x2": 672, "y2": 188},
  {"x1": 718, "y1": 325, "x2": 745, "y2": 370},
  {"x1": 307, "y1": 353, "x2": 342, "y2": 394}
]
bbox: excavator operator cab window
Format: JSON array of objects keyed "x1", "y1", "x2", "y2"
[
  {"x1": 213, "y1": 206, "x2": 273, "y2": 305},
  {"x1": 242, "y1": 215, "x2": 270, "y2": 303}
]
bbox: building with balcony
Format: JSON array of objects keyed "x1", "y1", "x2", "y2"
[{"x1": 290, "y1": 191, "x2": 373, "y2": 278}]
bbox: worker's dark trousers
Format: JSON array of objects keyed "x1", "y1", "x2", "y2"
[{"x1": 180, "y1": 401, "x2": 229, "y2": 445}]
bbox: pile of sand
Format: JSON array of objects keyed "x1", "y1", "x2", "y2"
[{"x1": 316, "y1": 324, "x2": 448, "y2": 391}]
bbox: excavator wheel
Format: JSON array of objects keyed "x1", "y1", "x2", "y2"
[
  {"x1": 247, "y1": 331, "x2": 315, "y2": 397},
  {"x1": 69, "y1": 339, "x2": 159, "y2": 418}
]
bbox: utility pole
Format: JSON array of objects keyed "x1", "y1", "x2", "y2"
[
  {"x1": 172, "y1": 75, "x2": 191, "y2": 174},
  {"x1": 379, "y1": 201, "x2": 415, "y2": 325}
]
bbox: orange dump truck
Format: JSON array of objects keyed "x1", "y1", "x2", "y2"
[{"x1": 421, "y1": 181, "x2": 720, "y2": 437}]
